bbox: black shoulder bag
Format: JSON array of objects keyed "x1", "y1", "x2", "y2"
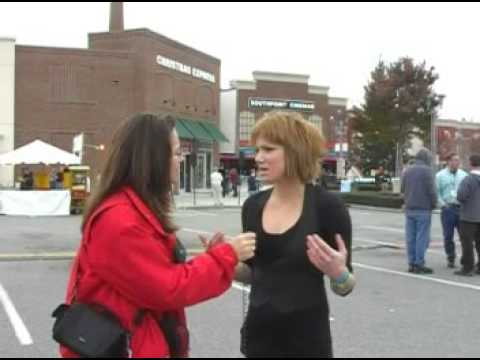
[
  {"x1": 52, "y1": 239, "x2": 188, "y2": 358},
  {"x1": 52, "y1": 302, "x2": 139, "y2": 358},
  {"x1": 51, "y1": 237, "x2": 143, "y2": 359}
]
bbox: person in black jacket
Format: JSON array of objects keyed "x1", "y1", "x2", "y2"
[
  {"x1": 237, "y1": 111, "x2": 355, "y2": 358},
  {"x1": 456, "y1": 154, "x2": 480, "y2": 276}
]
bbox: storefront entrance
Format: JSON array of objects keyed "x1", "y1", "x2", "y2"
[{"x1": 180, "y1": 151, "x2": 212, "y2": 193}]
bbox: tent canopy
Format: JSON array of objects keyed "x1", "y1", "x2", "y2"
[{"x1": 0, "y1": 140, "x2": 80, "y2": 166}]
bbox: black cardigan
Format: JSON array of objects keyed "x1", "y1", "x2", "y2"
[{"x1": 242, "y1": 184, "x2": 353, "y2": 313}]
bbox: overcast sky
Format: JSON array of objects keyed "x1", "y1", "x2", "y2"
[{"x1": 1, "y1": 2, "x2": 479, "y2": 122}]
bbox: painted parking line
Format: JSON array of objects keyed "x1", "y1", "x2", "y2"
[
  {"x1": 354, "y1": 238, "x2": 445, "y2": 256},
  {"x1": 352, "y1": 212, "x2": 374, "y2": 216},
  {"x1": 180, "y1": 228, "x2": 446, "y2": 256},
  {"x1": 354, "y1": 263, "x2": 480, "y2": 292},
  {"x1": 362, "y1": 225, "x2": 429, "y2": 235},
  {"x1": 361, "y1": 225, "x2": 405, "y2": 233},
  {"x1": 0, "y1": 252, "x2": 77, "y2": 262},
  {"x1": 359, "y1": 226, "x2": 446, "y2": 247},
  {"x1": 180, "y1": 228, "x2": 215, "y2": 236},
  {"x1": 0, "y1": 283, "x2": 33, "y2": 346},
  {"x1": 182, "y1": 228, "x2": 478, "y2": 291},
  {"x1": 174, "y1": 210, "x2": 218, "y2": 217},
  {"x1": 217, "y1": 209, "x2": 242, "y2": 213},
  {"x1": 235, "y1": 265, "x2": 480, "y2": 297},
  {"x1": 232, "y1": 282, "x2": 250, "y2": 293}
]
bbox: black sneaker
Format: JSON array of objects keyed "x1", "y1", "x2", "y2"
[
  {"x1": 476, "y1": 268, "x2": 480, "y2": 275},
  {"x1": 454, "y1": 269, "x2": 474, "y2": 277},
  {"x1": 414, "y1": 266, "x2": 434, "y2": 275},
  {"x1": 408, "y1": 266, "x2": 416, "y2": 273},
  {"x1": 447, "y1": 261, "x2": 456, "y2": 269}
]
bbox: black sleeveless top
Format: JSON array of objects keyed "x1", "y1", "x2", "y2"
[{"x1": 241, "y1": 184, "x2": 352, "y2": 358}]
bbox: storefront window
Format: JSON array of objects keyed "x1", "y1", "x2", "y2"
[
  {"x1": 206, "y1": 153, "x2": 212, "y2": 188},
  {"x1": 308, "y1": 115, "x2": 323, "y2": 130},
  {"x1": 180, "y1": 160, "x2": 185, "y2": 190},
  {"x1": 240, "y1": 111, "x2": 256, "y2": 143},
  {"x1": 195, "y1": 154, "x2": 206, "y2": 189}
]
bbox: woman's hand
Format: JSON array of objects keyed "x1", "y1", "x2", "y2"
[
  {"x1": 229, "y1": 233, "x2": 257, "y2": 262},
  {"x1": 199, "y1": 232, "x2": 225, "y2": 251},
  {"x1": 306, "y1": 234, "x2": 348, "y2": 280}
]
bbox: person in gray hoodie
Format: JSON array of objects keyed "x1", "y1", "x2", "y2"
[
  {"x1": 401, "y1": 148, "x2": 437, "y2": 274},
  {"x1": 455, "y1": 154, "x2": 480, "y2": 276}
]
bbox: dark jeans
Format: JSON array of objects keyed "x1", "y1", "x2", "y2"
[
  {"x1": 459, "y1": 222, "x2": 480, "y2": 272},
  {"x1": 441, "y1": 206, "x2": 461, "y2": 262}
]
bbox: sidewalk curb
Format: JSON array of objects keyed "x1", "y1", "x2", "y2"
[
  {"x1": 348, "y1": 205, "x2": 403, "y2": 214},
  {"x1": 175, "y1": 205, "x2": 243, "y2": 211},
  {"x1": 0, "y1": 252, "x2": 77, "y2": 262},
  {"x1": 176, "y1": 204, "x2": 442, "y2": 214},
  {"x1": 0, "y1": 249, "x2": 206, "y2": 262},
  {"x1": 349, "y1": 205, "x2": 441, "y2": 215}
]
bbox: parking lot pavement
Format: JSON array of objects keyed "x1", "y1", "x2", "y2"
[{"x1": 0, "y1": 208, "x2": 479, "y2": 358}]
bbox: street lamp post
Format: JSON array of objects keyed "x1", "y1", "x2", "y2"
[
  {"x1": 84, "y1": 144, "x2": 105, "y2": 151},
  {"x1": 192, "y1": 140, "x2": 198, "y2": 207},
  {"x1": 331, "y1": 109, "x2": 348, "y2": 179},
  {"x1": 73, "y1": 133, "x2": 105, "y2": 164},
  {"x1": 425, "y1": 95, "x2": 440, "y2": 172},
  {"x1": 81, "y1": 144, "x2": 105, "y2": 164},
  {"x1": 394, "y1": 103, "x2": 401, "y2": 178}
]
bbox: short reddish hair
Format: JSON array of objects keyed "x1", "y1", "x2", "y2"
[{"x1": 251, "y1": 111, "x2": 327, "y2": 183}]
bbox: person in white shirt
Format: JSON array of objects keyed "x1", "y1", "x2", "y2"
[
  {"x1": 346, "y1": 162, "x2": 363, "y2": 182},
  {"x1": 210, "y1": 169, "x2": 224, "y2": 207},
  {"x1": 436, "y1": 153, "x2": 469, "y2": 268}
]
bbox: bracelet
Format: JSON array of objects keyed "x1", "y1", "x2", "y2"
[
  {"x1": 333, "y1": 271, "x2": 350, "y2": 286},
  {"x1": 331, "y1": 272, "x2": 356, "y2": 297}
]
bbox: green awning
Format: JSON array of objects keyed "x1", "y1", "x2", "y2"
[
  {"x1": 200, "y1": 122, "x2": 229, "y2": 143},
  {"x1": 176, "y1": 119, "x2": 194, "y2": 140},
  {"x1": 180, "y1": 119, "x2": 214, "y2": 142}
]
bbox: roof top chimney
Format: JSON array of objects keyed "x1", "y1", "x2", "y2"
[{"x1": 109, "y1": 2, "x2": 124, "y2": 32}]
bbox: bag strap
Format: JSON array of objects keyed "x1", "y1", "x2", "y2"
[
  {"x1": 68, "y1": 208, "x2": 147, "y2": 333},
  {"x1": 66, "y1": 241, "x2": 86, "y2": 304},
  {"x1": 67, "y1": 205, "x2": 99, "y2": 304},
  {"x1": 68, "y1": 202, "x2": 121, "y2": 303}
]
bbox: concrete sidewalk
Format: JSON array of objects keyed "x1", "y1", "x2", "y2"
[
  {"x1": 174, "y1": 190, "x2": 400, "y2": 213},
  {"x1": 174, "y1": 189, "x2": 442, "y2": 215},
  {"x1": 174, "y1": 186, "x2": 249, "y2": 210}
]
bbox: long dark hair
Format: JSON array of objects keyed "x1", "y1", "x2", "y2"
[{"x1": 82, "y1": 113, "x2": 178, "y2": 233}]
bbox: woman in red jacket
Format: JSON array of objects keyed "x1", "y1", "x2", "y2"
[{"x1": 61, "y1": 113, "x2": 256, "y2": 358}]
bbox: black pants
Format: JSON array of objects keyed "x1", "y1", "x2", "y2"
[{"x1": 459, "y1": 222, "x2": 480, "y2": 272}]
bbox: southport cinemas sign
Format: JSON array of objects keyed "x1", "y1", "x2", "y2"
[
  {"x1": 249, "y1": 98, "x2": 315, "y2": 112},
  {"x1": 156, "y1": 55, "x2": 216, "y2": 84}
]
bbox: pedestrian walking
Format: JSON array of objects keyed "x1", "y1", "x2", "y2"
[
  {"x1": 247, "y1": 170, "x2": 259, "y2": 197},
  {"x1": 229, "y1": 168, "x2": 240, "y2": 198},
  {"x1": 211, "y1": 168, "x2": 224, "y2": 207}
]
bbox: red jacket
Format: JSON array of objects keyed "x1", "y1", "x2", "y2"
[{"x1": 61, "y1": 187, "x2": 238, "y2": 358}]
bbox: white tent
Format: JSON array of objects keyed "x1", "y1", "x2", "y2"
[{"x1": 0, "y1": 140, "x2": 80, "y2": 166}]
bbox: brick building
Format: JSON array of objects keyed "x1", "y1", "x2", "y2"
[
  {"x1": 220, "y1": 71, "x2": 350, "y2": 174},
  {"x1": 436, "y1": 119, "x2": 480, "y2": 166},
  {"x1": 0, "y1": 3, "x2": 227, "y2": 192}
]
